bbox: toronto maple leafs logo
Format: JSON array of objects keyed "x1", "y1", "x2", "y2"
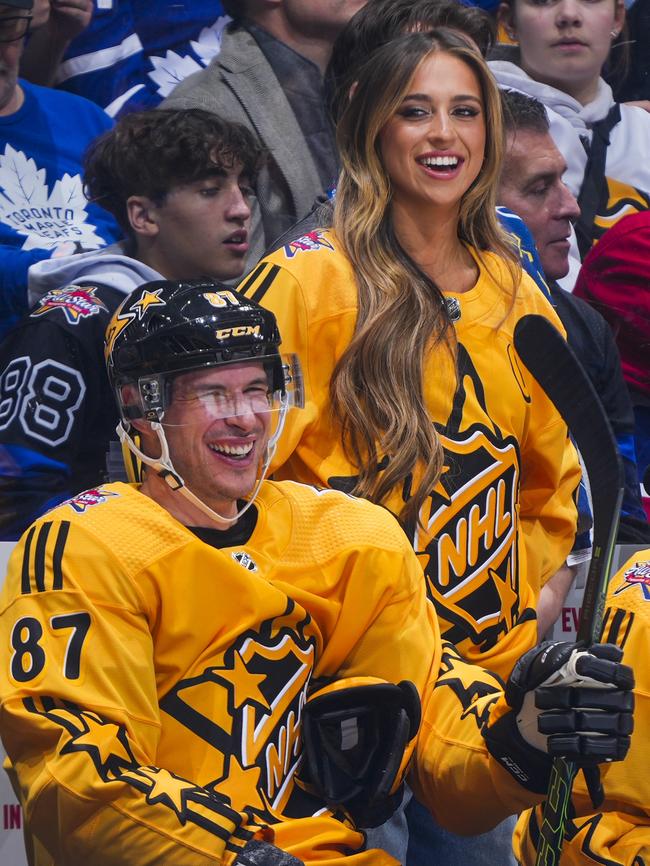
[
  {"x1": 0, "y1": 144, "x2": 104, "y2": 251},
  {"x1": 31, "y1": 286, "x2": 108, "y2": 325},
  {"x1": 147, "y1": 16, "x2": 230, "y2": 97},
  {"x1": 283, "y1": 231, "x2": 335, "y2": 259},
  {"x1": 67, "y1": 487, "x2": 118, "y2": 513}
]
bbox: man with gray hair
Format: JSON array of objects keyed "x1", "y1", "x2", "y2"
[{"x1": 498, "y1": 88, "x2": 650, "y2": 543}]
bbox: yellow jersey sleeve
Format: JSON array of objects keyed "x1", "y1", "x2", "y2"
[
  {"x1": 0, "y1": 510, "x2": 255, "y2": 865},
  {"x1": 514, "y1": 549, "x2": 650, "y2": 865}
]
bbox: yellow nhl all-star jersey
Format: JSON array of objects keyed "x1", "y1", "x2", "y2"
[
  {"x1": 0, "y1": 481, "x2": 539, "y2": 866},
  {"x1": 237, "y1": 230, "x2": 581, "y2": 681},
  {"x1": 514, "y1": 550, "x2": 650, "y2": 866}
]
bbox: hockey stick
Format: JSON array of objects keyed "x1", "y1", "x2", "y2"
[{"x1": 513, "y1": 314, "x2": 624, "y2": 866}]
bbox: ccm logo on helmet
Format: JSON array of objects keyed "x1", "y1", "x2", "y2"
[{"x1": 216, "y1": 325, "x2": 262, "y2": 339}]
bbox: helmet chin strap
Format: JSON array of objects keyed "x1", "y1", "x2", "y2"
[{"x1": 116, "y1": 393, "x2": 290, "y2": 527}]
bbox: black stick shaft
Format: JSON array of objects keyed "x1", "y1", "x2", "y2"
[{"x1": 513, "y1": 315, "x2": 624, "y2": 866}]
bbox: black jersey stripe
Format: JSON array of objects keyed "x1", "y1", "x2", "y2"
[
  {"x1": 21, "y1": 524, "x2": 36, "y2": 594},
  {"x1": 22, "y1": 696, "x2": 37, "y2": 714},
  {"x1": 237, "y1": 262, "x2": 267, "y2": 296},
  {"x1": 605, "y1": 607, "x2": 626, "y2": 645},
  {"x1": 238, "y1": 263, "x2": 280, "y2": 304},
  {"x1": 619, "y1": 610, "x2": 635, "y2": 649},
  {"x1": 52, "y1": 521, "x2": 70, "y2": 590},
  {"x1": 250, "y1": 264, "x2": 280, "y2": 303},
  {"x1": 602, "y1": 606, "x2": 634, "y2": 649},
  {"x1": 34, "y1": 521, "x2": 52, "y2": 593}
]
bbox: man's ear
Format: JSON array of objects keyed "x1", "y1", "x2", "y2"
[
  {"x1": 497, "y1": 2, "x2": 517, "y2": 41},
  {"x1": 126, "y1": 195, "x2": 160, "y2": 239}
]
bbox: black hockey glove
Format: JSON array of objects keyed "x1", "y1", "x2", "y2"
[
  {"x1": 299, "y1": 677, "x2": 421, "y2": 827},
  {"x1": 235, "y1": 840, "x2": 304, "y2": 865},
  {"x1": 484, "y1": 641, "x2": 634, "y2": 795}
]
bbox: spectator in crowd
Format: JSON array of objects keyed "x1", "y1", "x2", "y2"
[
  {"x1": 0, "y1": 108, "x2": 259, "y2": 541},
  {"x1": 491, "y1": 0, "x2": 650, "y2": 281},
  {"x1": 0, "y1": 0, "x2": 121, "y2": 339},
  {"x1": 515, "y1": 545, "x2": 648, "y2": 865},
  {"x1": 0, "y1": 278, "x2": 634, "y2": 866},
  {"x1": 161, "y1": 0, "x2": 367, "y2": 271},
  {"x1": 19, "y1": 0, "x2": 93, "y2": 89},
  {"x1": 238, "y1": 28, "x2": 582, "y2": 863},
  {"x1": 20, "y1": 1, "x2": 232, "y2": 117},
  {"x1": 498, "y1": 89, "x2": 650, "y2": 543},
  {"x1": 325, "y1": 0, "x2": 497, "y2": 121},
  {"x1": 574, "y1": 210, "x2": 650, "y2": 500},
  {"x1": 614, "y1": 0, "x2": 650, "y2": 102}
]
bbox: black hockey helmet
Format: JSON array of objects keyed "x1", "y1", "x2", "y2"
[{"x1": 105, "y1": 278, "x2": 302, "y2": 422}]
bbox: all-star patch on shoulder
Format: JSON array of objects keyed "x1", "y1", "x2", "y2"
[
  {"x1": 31, "y1": 285, "x2": 108, "y2": 325},
  {"x1": 283, "y1": 230, "x2": 334, "y2": 259},
  {"x1": 66, "y1": 487, "x2": 119, "y2": 514},
  {"x1": 614, "y1": 560, "x2": 650, "y2": 600}
]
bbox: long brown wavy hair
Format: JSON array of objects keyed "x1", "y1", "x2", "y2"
[{"x1": 331, "y1": 29, "x2": 518, "y2": 528}]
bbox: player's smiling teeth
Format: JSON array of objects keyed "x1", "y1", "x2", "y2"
[
  {"x1": 419, "y1": 156, "x2": 459, "y2": 167},
  {"x1": 208, "y1": 442, "x2": 254, "y2": 456}
]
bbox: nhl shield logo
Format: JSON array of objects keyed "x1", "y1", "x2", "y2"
[
  {"x1": 232, "y1": 551, "x2": 258, "y2": 572},
  {"x1": 160, "y1": 608, "x2": 320, "y2": 820},
  {"x1": 416, "y1": 427, "x2": 522, "y2": 652}
]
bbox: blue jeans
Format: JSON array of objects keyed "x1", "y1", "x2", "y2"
[
  {"x1": 405, "y1": 795, "x2": 517, "y2": 866},
  {"x1": 365, "y1": 787, "x2": 412, "y2": 864}
]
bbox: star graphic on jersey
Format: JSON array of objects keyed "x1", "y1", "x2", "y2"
[
  {"x1": 62, "y1": 713, "x2": 135, "y2": 776},
  {"x1": 490, "y1": 560, "x2": 518, "y2": 629},
  {"x1": 430, "y1": 460, "x2": 453, "y2": 506},
  {"x1": 132, "y1": 288, "x2": 166, "y2": 319},
  {"x1": 215, "y1": 753, "x2": 264, "y2": 812},
  {"x1": 226, "y1": 652, "x2": 270, "y2": 711},
  {"x1": 139, "y1": 766, "x2": 198, "y2": 821}
]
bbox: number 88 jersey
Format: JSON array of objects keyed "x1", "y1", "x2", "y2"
[{"x1": 0, "y1": 281, "x2": 125, "y2": 541}]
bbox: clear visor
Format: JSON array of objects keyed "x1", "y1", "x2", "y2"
[{"x1": 127, "y1": 353, "x2": 303, "y2": 427}]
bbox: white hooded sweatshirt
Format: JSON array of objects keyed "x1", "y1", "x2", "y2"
[{"x1": 490, "y1": 59, "x2": 650, "y2": 288}]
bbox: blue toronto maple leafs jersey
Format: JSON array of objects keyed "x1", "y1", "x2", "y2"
[
  {"x1": 52, "y1": 2, "x2": 230, "y2": 117},
  {"x1": 0, "y1": 80, "x2": 122, "y2": 338}
]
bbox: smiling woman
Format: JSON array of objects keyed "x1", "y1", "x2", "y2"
[
  {"x1": 239, "y1": 29, "x2": 582, "y2": 682},
  {"x1": 378, "y1": 52, "x2": 487, "y2": 226}
]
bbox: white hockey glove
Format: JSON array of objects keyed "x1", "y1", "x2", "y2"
[{"x1": 484, "y1": 641, "x2": 634, "y2": 795}]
